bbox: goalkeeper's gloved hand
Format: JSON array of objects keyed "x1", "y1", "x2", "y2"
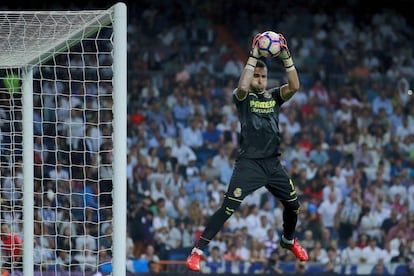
[
  {"x1": 278, "y1": 33, "x2": 295, "y2": 71},
  {"x1": 249, "y1": 33, "x2": 261, "y2": 59}
]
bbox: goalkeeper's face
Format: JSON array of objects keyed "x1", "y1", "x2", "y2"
[{"x1": 251, "y1": 67, "x2": 267, "y2": 93}]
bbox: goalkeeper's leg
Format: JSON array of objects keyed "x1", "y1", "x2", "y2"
[
  {"x1": 267, "y1": 165, "x2": 308, "y2": 262},
  {"x1": 187, "y1": 158, "x2": 266, "y2": 271},
  {"x1": 186, "y1": 195, "x2": 242, "y2": 271}
]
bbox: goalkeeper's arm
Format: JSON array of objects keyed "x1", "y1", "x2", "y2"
[
  {"x1": 278, "y1": 33, "x2": 300, "y2": 101},
  {"x1": 235, "y1": 33, "x2": 261, "y2": 101}
]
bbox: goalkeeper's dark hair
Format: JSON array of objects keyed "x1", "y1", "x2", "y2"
[{"x1": 256, "y1": 59, "x2": 266, "y2": 68}]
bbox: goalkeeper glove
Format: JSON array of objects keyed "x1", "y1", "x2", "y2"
[
  {"x1": 278, "y1": 33, "x2": 295, "y2": 71},
  {"x1": 249, "y1": 33, "x2": 261, "y2": 59}
]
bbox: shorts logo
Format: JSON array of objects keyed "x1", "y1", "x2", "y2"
[{"x1": 233, "y1": 188, "x2": 242, "y2": 198}]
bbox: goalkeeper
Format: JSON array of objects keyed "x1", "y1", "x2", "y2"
[{"x1": 186, "y1": 32, "x2": 308, "y2": 271}]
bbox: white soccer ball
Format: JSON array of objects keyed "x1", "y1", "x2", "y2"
[{"x1": 257, "y1": 31, "x2": 281, "y2": 58}]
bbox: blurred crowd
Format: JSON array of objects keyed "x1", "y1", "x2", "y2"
[
  {"x1": 127, "y1": 1, "x2": 414, "y2": 274},
  {"x1": 0, "y1": 0, "x2": 413, "y2": 274}
]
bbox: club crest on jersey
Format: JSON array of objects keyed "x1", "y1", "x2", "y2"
[{"x1": 233, "y1": 188, "x2": 242, "y2": 198}]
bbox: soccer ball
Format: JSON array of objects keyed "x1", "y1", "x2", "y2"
[{"x1": 257, "y1": 31, "x2": 281, "y2": 58}]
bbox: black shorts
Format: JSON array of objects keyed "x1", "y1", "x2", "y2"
[{"x1": 225, "y1": 157, "x2": 297, "y2": 203}]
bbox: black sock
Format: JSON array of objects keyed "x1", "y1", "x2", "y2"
[{"x1": 196, "y1": 198, "x2": 240, "y2": 249}]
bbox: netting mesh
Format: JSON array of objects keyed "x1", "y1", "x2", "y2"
[
  {"x1": 0, "y1": 10, "x2": 116, "y2": 275},
  {"x1": 0, "y1": 11, "x2": 112, "y2": 68}
]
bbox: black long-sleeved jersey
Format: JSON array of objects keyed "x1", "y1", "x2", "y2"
[{"x1": 233, "y1": 87, "x2": 285, "y2": 159}]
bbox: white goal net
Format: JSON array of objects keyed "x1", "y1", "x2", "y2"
[{"x1": 0, "y1": 3, "x2": 127, "y2": 276}]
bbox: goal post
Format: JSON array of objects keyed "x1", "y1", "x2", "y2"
[{"x1": 0, "y1": 2, "x2": 127, "y2": 275}]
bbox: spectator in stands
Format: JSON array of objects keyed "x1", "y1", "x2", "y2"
[
  {"x1": 233, "y1": 234, "x2": 250, "y2": 262},
  {"x1": 163, "y1": 171, "x2": 185, "y2": 198},
  {"x1": 386, "y1": 216, "x2": 414, "y2": 244},
  {"x1": 353, "y1": 142, "x2": 374, "y2": 168},
  {"x1": 293, "y1": 260, "x2": 308, "y2": 275},
  {"x1": 98, "y1": 151, "x2": 113, "y2": 206},
  {"x1": 172, "y1": 94, "x2": 193, "y2": 129},
  {"x1": 152, "y1": 206, "x2": 170, "y2": 258},
  {"x1": 389, "y1": 193, "x2": 406, "y2": 214},
  {"x1": 160, "y1": 146, "x2": 178, "y2": 174},
  {"x1": 171, "y1": 136, "x2": 197, "y2": 177},
  {"x1": 206, "y1": 245, "x2": 224, "y2": 270},
  {"x1": 301, "y1": 230, "x2": 315, "y2": 253},
  {"x1": 38, "y1": 197, "x2": 57, "y2": 232},
  {"x1": 322, "y1": 178, "x2": 342, "y2": 203},
  {"x1": 223, "y1": 120, "x2": 241, "y2": 148},
  {"x1": 308, "y1": 240, "x2": 328, "y2": 263},
  {"x1": 1, "y1": 223, "x2": 23, "y2": 272},
  {"x1": 340, "y1": 159, "x2": 355, "y2": 179},
  {"x1": 340, "y1": 237, "x2": 362, "y2": 265},
  {"x1": 207, "y1": 178, "x2": 226, "y2": 206},
  {"x1": 359, "y1": 206, "x2": 383, "y2": 243},
  {"x1": 202, "y1": 121, "x2": 224, "y2": 153},
  {"x1": 305, "y1": 160, "x2": 318, "y2": 181},
  {"x1": 297, "y1": 132, "x2": 314, "y2": 157},
  {"x1": 146, "y1": 147, "x2": 160, "y2": 172},
  {"x1": 409, "y1": 182, "x2": 414, "y2": 212},
  {"x1": 358, "y1": 127, "x2": 375, "y2": 150},
  {"x1": 139, "y1": 244, "x2": 160, "y2": 273},
  {"x1": 184, "y1": 170, "x2": 208, "y2": 206},
  {"x1": 309, "y1": 142, "x2": 329, "y2": 166},
  {"x1": 338, "y1": 189, "x2": 362, "y2": 247},
  {"x1": 372, "y1": 199, "x2": 391, "y2": 228},
  {"x1": 160, "y1": 111, "x2": 180, "y2": 140},
  {"x1": 186, "y1": 158, "x2": 201, "y2": 182},
  {"x1": 181, "y1": 116, "x2": 204, "y2": 153},
  {"x1": 304, "y1": 178, "x2": 323, "y2": 203},
  {"x1": 72, "y1": 243, "x2": 97, "y2": 272},
  {"x1": 389, "y1": 175, "x2": 408, "y2": 205},
  {"x1": 223, "y1": 52, "x2": 244, "y2": 79},
  {"x1": 370, "y1": 261, "x2": 390, "y2": 275},
  {"x1": 253, "y1": 215, "x2": 271, "y2": 243},
  {"x1": 302, "y1": 201, "x2": 323, "y2": 241},
  {"x1": 318, "y1": 191, "x2": 339, "y2": 239},
  {"x1": 356, "y1": 233, "x2": 369, "y2": 250},
  {"x1": 245, "y1": 241, "x2": 266, "y2": 273},
  {"x1": 178, "y1": 220, "x2": 195, "y2": 249},
  {"x1": 372, "y1": 90, "x2": 393, "y2": 116},
  {"x1": 150, "y1": 180, "x2": 166, "y2": 202},
  {"x1": 334, "y1": 100, "x2": 353, "y2": 124},
  {"x1": 165, "y1": 217, "x2": 182, "y2": 251},
  {"x1": 219, "y1": 154, "x2": 235, "y2": 185},
  {"x1": 55, "y1": 248, "x2": 72, "y2": 271},
  {"x1": 395, "y1": 116, "x2": 414, "y2": 142},
  {"x1": 261, "y1": 229, "x2": 278, "y2": 257},
  {"x1": 308, "y1": 78, "x2": 329, "y2": 105},
  {"x1": 211, "y1": 146, "x2": 229, "y2": 170},
  {"x1": 284, "y1": 111, "x2": 301, "y2": 139},
  {"x1": 391, "y1": 242, "x2": 411, "y2": 267},
  {"x1": 131, "y1": 197, "x2": 155, "y2": 257},
  {"x1": 49, "y1": 163, "x2": 69, "y2": 186},
  {"x1": 326, "y1": 140, "x2": 344, "y2": 168},
  {"x1": 381, "y1": 240, "x2": 399, "y2": 263},
  {"x1": 227, "y1": 210, "x2": 246, "y2": 232},
  {"x1": 74, "y1": 224, "x2": 97, "y2": 253},
  {"x1": 289, "y1": 142, "x2": 308, "y2": 166},
  {"x1": 200, "y1": 156, "x2": 221, "y2": 183},
  {"x1": 98, "y1": 226, "x2": 113, "y2": 253},
  {"x1": 324, "y1": 246, "x2": 340, "y2": 273},
  {"x1": 175, "y1": 63, "x2": 191, "y2": 85},
  {"x1": 244, "y1": 204, "x2": 262, "y2": 237}
]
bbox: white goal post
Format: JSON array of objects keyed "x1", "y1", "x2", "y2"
[{"x1": 0, "y1": 2, "x2": 127, "y2": 276}]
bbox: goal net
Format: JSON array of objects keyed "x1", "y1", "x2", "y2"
[{"x1": 0, "y1": 3, "x2": 127, "y2": 276}]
